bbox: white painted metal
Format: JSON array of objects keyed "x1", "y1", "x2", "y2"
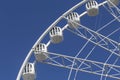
[
  {"x1": 42, "y1": 51, "x2": 120, "y2": 80},
  {"x1": 34, "y1": 43, "x2": 48, "y2": 61},
  {"x1": 107, "y1": 0, "x2": 119, "y2": 7},
  {"x1": 16, "y1": 1, "x2": 89, "y2": 80},
  {"x1": 22, "y1": 63, "x2": 36, "y2": 80},
  {"x1": 16, "y1": 1, "x2": 118, "y2": 80},
  {"x1": 67, "y1": 12, "x2": 80, "y2": 28},
  {"x1": 103, "y1": 0, "x2": 120, "y2": 22},
  {"x1": 67, "y1": 23, "x2": 120, "y2": 57},
  {"x1": 49, "y1": 27, "x2": 63, "y2": 44},
  {"x1": 86, "y1": 0, "x2": 99, "y2": 16}
]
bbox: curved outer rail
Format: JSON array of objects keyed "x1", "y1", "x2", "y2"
[
  {"x1": 16, "y1": 0, "x2": 109, "y2": 80},
  {"x1": 16, "y1": 0, "x2": 89, "y2": 80}
]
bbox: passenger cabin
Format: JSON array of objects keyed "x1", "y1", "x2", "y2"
[
  {"x1": 67, "y1": 12, "x2": 80, "y2": 28},
  {"x1": 34, "y1": 43, "x2": 48, "y2": 61},
  {"x1": 22, "y1": 63, "x2": 36, "y2": 80},
  {"x1": 107, "y1": 0, "x2": 119, "y2": 7},
  {"x1": 49, "y1": 27, "x2": 63, "y2": 44},
  {"x1": 86, "y1": 0, "x2": 99, "y2": 16}
]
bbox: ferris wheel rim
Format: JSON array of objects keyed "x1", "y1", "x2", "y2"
[
  {"x1": 16, "y1": 0, "x2": 89, "y2": 80},
  {"x1": 16, "y1": 0, "x2": 116, "y2": 80}
]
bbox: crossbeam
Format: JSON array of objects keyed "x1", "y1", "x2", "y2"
[
  {"x1": 40, "y1": 52, "x2": 120, "y2": 80},
  {"x1": 67, "y1": 23, "x2": 120, "y2": 58}
]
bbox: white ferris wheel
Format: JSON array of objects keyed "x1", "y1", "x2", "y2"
[{"x1": 16, "y1": 0, "x2": 120, "y2": 80}]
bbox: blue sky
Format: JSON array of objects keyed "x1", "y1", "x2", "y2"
[
  {"x1": 0, "y1": 0, "x2": 80, "y2": 80},
  {"x1": 0, "y1": 0, "x2": 120, "y2": 80}
]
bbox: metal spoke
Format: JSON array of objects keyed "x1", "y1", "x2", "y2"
[{"x1": 41, "y1": 51, "x2": 120, "y2": 79}]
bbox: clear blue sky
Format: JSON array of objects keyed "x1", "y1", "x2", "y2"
[
  {"x1": 0, "y1": 0, "x2": 80, "y2": 80},
  {"x1": 0, "y1": 0, "x2": 120, "y2": 80}
]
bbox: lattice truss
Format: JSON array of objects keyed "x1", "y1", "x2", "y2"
[
  {"x1": 18, "y1": 0, "x2": 120, "y2": 80},
  {"x1": 40, "y1": 1, "x2": 120, "y2": 80}
]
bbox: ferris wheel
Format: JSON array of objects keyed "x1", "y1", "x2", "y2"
[{"x1": 16, "y1": 0, "x2": 120, "y2": 80}]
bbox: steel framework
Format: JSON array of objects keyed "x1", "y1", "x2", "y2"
[{"x1": 16, "y1": 0, "x2": 120, "y2": 80}]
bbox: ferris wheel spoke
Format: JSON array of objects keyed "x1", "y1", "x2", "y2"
[
  {"x1": 16, "y1": 0, "x2": 90, "y2": 79},
  {"x1": 107, "y1": 0, "x2": 120, "y2": 14},
  {"x1": 104, "y1": 57, "x2": 120, "y2": 80},
  {"x1": 17, "y1": 0, "x2": 120, "y2": 80},
  {"x1": 74, "y1": 26, "x2": 120, "y2": 77},
  {"x1": 67, "y1": 39, "x2": 91, "y2": 80},
  {"x1": 66, "y1": 25, "x2": 120, "y2": 80},
  {"x1": 66, "y1": 22, "x2": 120, "y2": 58},
  {"x1": 103, "y1": 3, "x2": 120, "y2": 22},
  {"x1": 66, "y1": 26, "x2": 102, "y2": 80},
  {"x1": 97, "y1": 15, "x2": 120, "y2": 32},
  {"x1": 66, "y1": 24, "x2": 120, "y2": 80},
  {"x1": 73, "y1": 45, "x2": 96, "y2": 80},
  {"x1": 100, "y1": 50, "x2": 115, "y2": 80},
  {"x1": 65, "y1": 14, "x2": 119, "y2": 46},
  {"x1": 66, "y1": 13, "x2": 120, "y2": 39},
  {"x1": 46, "y1": 55, "x2": 63, "y2": 67},
  {"x1": 70, "y1": 24, "x2": 120, "y2": 49},
  {"x1": 41, "y1": 51, "x2": 120, "y2": 79}
]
